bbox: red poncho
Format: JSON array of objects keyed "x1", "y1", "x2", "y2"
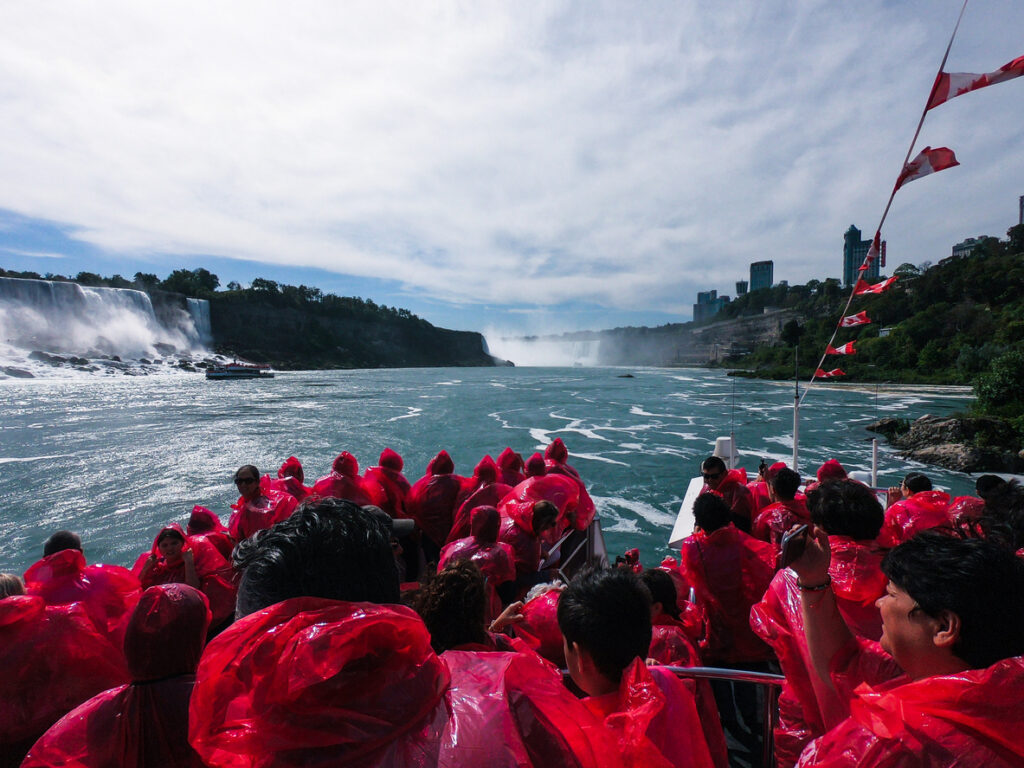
[
  {"x1": 796, "y1": 639, "x2": 1024, "y2": 768},
  {"x1": 22, "y1": 548, "x2": 141, "y2": 648},
  {"x1": 676, "y1": 525, "x2": 775, "y2": 664},
  {"x1": 498, "y1": 499, "x2": 545, "y2": 583},
  {"x1": 131, "y1": 524, "x2": 237, "y2": 628},
  {"x1": 877, "y1": 490, "x2": 951, "y2": 549},
  {"x1": 501, "y1": 473, "x2": 595, "y2": 534},
  {"x1": 948, "y1": 495, "x2": 986, "y2": 530},
  {"x1": 363, "y1": 447, "x2": 412, "y2": 518},
  {"x1": 446, "y1": 456, "x2": 514, "y2": 543},
  {"x1": 512, "y1": 588, "x2": 566, "y2": 666},
  {"x1": 656, "y1": 558, "x2": 705, "y2": 641},
  {"x1": 524, "y1": 452, "x2": 546, "y2": 478},
  {"x1": 544, "y1": 438, "x2": 582, "y2": 481},
  {"x1": 438, "y1": 505, "x2": 517, "y2": 621},
  {"x1": 228, "y1": 487, "x2": 298, "y2": 541},
  {"x1": 0, "y1": 596, "x2": 129, "y2": 762},
  {"x1": 497, "y1": 447, "x2": 526, "y2": 487},
  {"x1": 406, "y1": 450, "x2": 465, "y2": 548},
  {"x1": 582, "y1": 659, "x2": 717, "y2": 768},
  {"x1": 190, "y1": 598, "x2": 450, "y2": 767},
  {"x1": 700, "y1": 469, "x2": 756, "y2": 531},
  {"x1": 22, "y1": 583, "x2": 211, "y2": 768},
  {"x1": 751, "y1": 498, "x2": 811, "y2": 565},
  {"x1": 261, "y1": 456, "x2": 311, "y2": 502},
  {"x1": 750, "y1": 536, "x2": 887, "y2": 767},
  {"x1": 187, "y1": 505, "x2": 235, "y2": 560},
  {"x1": 440, "y1": 650, "x2": 620, "y2": 768},
  {"x1": 311, "y1": 451, "x2": 375, "y2": 506}
]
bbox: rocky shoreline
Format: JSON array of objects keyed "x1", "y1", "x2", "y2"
[{"x1": 866, "y1": 414, "x2": 1024, "y2": 473}]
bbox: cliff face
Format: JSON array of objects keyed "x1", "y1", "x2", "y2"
[{"x1": 209, "y1": 300, "x2": 495, "y2": 369}]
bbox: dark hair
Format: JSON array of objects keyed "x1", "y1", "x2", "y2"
[
  {"x1": 640, "y1": 569, "x2": 680, "y2": 620},
  {"x1": 557, "y1": 568, "x2": 652, "y2": 684},
  {"x1": 411, "y1": 560, "x2": 487, "y2": 653},
  {"x1": 532, "y1": 501, "x2": 559, "y2": 535},
  {"x1": 0, "y1": 573, "x2": 25, "y2": 598},
  {"x1": 976, "y1": 474, "x2": 1008, "y2": 500},
  {"x1": 233, "y1": 497, "x2": 400, "y2": 617},
  {"x1": 902, "y1": 472, "x2": 932, "y2": 494},
  {"x1": 883, "y1": 531, "x2": 1024, "y2": 669},
  {"x1": 770, "y1": 468, "x2": 801, "y2": 500},
  {"x1": 701, "y1": 456, "x2": 726, "y2": 474},
  {"x1": 693, "y1": 493, "x2": 732, "y2": 533},
  {"x1": 806, "y1": 479, "x2": 884, "y2": 541},
  {"x1": 234, "y1": 464, "x2": 260, "y2": 481},
  {"x1": 977, "y1": 479, "x2": 1024, "y2": 551},
  {"x1": 156, "y1": 528, "x2": 186, "y2": 545},
  {"x1": 43, "y1": 530, "x2": 82, "y2": 557}
]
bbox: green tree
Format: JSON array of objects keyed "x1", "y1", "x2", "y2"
[
  {"x1": 975, "y1": 350, "x2": 1024, "y2": 415},
  {"x1": 134, "y1": 272, "x2": 160, "y2": 290}
]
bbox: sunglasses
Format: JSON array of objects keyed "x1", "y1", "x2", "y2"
[
  {"x1": 234, "y1": 476, "x2": 258, "y2": 485},
  {"x1": 701, "y1": 471, "x2": 725, "y2": 481}
]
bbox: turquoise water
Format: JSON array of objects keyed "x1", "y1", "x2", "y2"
[{"x1": 0, "y1": 367, "x2": 978, "y2": 575}]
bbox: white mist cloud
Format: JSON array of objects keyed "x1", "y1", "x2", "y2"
[{"x1": 1, "y1": 1, "x2": 1022, "y2": 328}]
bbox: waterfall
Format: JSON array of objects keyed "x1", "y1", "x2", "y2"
[
  {"x1": 482, "y1": 331, "x2": 603, "y2": 366},
  {"x1": 0, "y1": 276, "x2": 209, "y2": 359}
]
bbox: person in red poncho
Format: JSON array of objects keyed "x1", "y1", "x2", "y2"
[
  {"x1": 748, "y1": 460, "x2": 788, "y2": 513},
  {"x1": 261, "y1": 455, "x2": 311, "y2": 502},
  {"x1": 0, "y1": 589, "x2": 129, "y2": 767},
  {"x1": 228, "y1": 464, "x2": 298, "y2": 541},
  {"x1": 496, "y1": 446, "x2": 526, "y2": 486},
  {"x1": 22, "y1": 529, "x2": 141, "y2": 648},
  {"x1": 558, "y1": 568, "x2": 718, "y2": 768},
  {"x1": 789, "y1": 530, "x2": 1024, "y2": 768},
  {"x1": 311, "y1": 450, "x2": 375, "y2": 506},
  {"x1": 510, "y1": 582, "x2": 567, "y2": 665},
  {"x1": 544, "y1": 437, "x2": 582, "y2": 480},
  {"x1": 406, "y1": 449, "x2": 466, "y2": 561},
  {"x1": 750, "y1": 479, "x2": 887, "y2": 768},
  {"x1": 498, "y1": 499, "x2": 560, "y2": 596},
  {"x1": 438, "y1": 504, "x2": 517, "y2": 619},
  {"x1": 22, "y1": 583, "x2": 212, "y2": 768},
  {"x1": 446, "y1": 456, "x2": 514, "y2": 543},
  {"x1": 751, "y1": 467, "x2": 811, "y2": 565},
  {"x1": 133, "y1": 524, "x2": 237, "y2": 630},
  {"x1": 186, "y1": 505, "x2": 235, "y2": 560},
  {"x1": 524, "y1": 451, "x2": 546, "y2": 477},
  {"x1": 363, "y1": 447, "x2": 413, "y2": 518},
  {"x1": 543, "y1": 439, "x2": 596, "y2": 529},
  {"x1": 699, "y1": 456, "x2": 756, "y2": 532},
  {"x1": 878, "y1": 472, "x2": 951, "y2": 549}
]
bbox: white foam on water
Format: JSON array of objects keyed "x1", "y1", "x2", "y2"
[
  {"x1": 436, "y1": 380, "x2": 462, "y2": 386},
  {"x1": 594, "y1": 495, "x2": 676, "y2": 527},
  {"x1": 387, "y1": 406, "x2": 423, "y2": 422},
  {"x1": 0, "y1": 455, "x2": 63, "y2": 464},
  {"x1": 619, "y1": 443, "x2": 644, "y2": 451},
  {"x1": 572, "y1": 452, "x2": 630, "y2": 467},
  {"x1": 629, "y1": 405, "x2": 673, "y2": 417}
]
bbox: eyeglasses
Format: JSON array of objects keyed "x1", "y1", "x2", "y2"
[
  {"x1": 701, "y1": 472, "x2": 724, "y2": 481},
  {"x1": 234, "y1": 476, "x2": 258, "y2": 485}
]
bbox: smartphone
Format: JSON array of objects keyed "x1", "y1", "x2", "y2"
[{"x1": 778, "y1": 524, "x2": 809, "y2": 568}]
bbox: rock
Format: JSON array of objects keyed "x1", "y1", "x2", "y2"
[
  {"x1": 617, "y1": 373, "x2": 635, "y2": 378},
  {"x1": 864, "y1": 417, "x2": 909, "y2": 440},
  {"x1": 2, "y1": 366, "x2": 35, "y2": 378},
  {"x1": 872, "y1": 414, "x2": 1024, "y2": 473},
  {"x1": 28, "y1": 350, "x2": 66, "y2": 364}
]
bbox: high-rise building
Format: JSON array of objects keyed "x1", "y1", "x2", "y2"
[
  {"x1": 693, "y1": 289, "x2": 730, "y2": 323},
  {"x1": 749, "y1": 260, "x2": 773, "y2": 292},
  {"x1": 843, "y1": 225, "x2": 880, "y2": 287},
  {"x1": 735, "y1": 280, "x2": 748, "y2": 296}
]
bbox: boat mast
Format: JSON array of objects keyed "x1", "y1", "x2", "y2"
[{"x1": 792, "y1": 343, "x2": 800, "y2": 471}]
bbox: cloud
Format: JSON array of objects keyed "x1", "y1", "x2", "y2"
[{"x1": 1, "y1": 0, "x2": 1022, "y2": 328}]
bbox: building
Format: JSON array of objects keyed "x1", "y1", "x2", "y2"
[
  {"x1": 693, "y1": 289, "x2": 730, "y2": 323},
  {"x1": 843, "y1": 225, "x2": 880, "y2": 287},
  {"x1": 735, "y1": 280, "x2": 748, "y2": 296},
  {"x1": 951, "y1": 236, "x2": 990, "y2": 259},
  {"x1": 749, "y1": 260, "x2": 773, "y2": 292}
]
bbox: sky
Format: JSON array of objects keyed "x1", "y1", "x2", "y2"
[{"x1": 1, "y1": 0, "x2": 1022, "y2": 336}]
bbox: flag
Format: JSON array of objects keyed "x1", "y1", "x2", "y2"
[
  {"x1": 815, "y1": 368, "x2": 845, "y2": 379},
  {"x1": 854, "y1": 276, "x2": 899, "y2": 295},
  {"x1": 927, "y1": 55, "x2": 1024, "y2": 110},
  {"x1": 826, "y1": 341, "x2": 856, "y2": 355},
  {"x1": 894, "y1": 147, "x2": 959, "y2": 192},
  {"x1": 858, "y1": 231, "x2": 882, "y2": 272},
  {"x1": 839, "y1": 311, "x2": 870, "y2": 328}
]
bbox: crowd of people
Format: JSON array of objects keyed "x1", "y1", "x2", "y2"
[{"x1": 2, "y1": 438, "x2": 1024, "y2": 768}]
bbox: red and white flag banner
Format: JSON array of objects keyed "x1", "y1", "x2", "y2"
[
  {"x1": 826, "y1": 341, "x2": 856, "y2": 355},
  {"x1": 894, "y1": 147, "x2": 959, "y2": 192},
  {"x1": 927, "y1": 55, "x2": 1024, "y2": 110},
  {"x1": 814, "y1": 368, "x2": 846, "y2": 379},
  {"x1": 858, "y1": 231, "x2": 882, "y2": 272},
  {"x1": 839, "y1": 311, "x2": 870, "y2": 328},
  {"x1": 854, "y1": 275, "x2": 899, "y2": 295}
]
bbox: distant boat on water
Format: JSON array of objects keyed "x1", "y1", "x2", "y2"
[{"x1": 205, "y1": 362, "x2": 274, "y2": 380}]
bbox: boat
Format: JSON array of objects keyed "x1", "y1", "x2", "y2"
[{"x1": 205, "y1": 362, "x2": 275, "y2": 380}]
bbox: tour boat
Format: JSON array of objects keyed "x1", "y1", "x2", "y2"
[{"x1": 205, "y1": 362, "x2": 275, "y2": 380}]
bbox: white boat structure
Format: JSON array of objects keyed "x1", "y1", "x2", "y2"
[{"x1": 205, "y1": 362, "x2": 275, "y2": 380}]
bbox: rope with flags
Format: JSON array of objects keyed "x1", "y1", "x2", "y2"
[{"x1": 800, "y1": 0, "x2": 1024, "y2": 404}]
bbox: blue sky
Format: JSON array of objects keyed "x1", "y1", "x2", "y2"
[{"x1": 2, "y1": 1, "x2": 1023, "y2": 335}]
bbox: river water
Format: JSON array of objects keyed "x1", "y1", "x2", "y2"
[{"x1": 0, "y1": 366, "x2": 978, "y2": 575}]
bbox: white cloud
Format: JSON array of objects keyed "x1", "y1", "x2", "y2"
[{"x1": 1, "y1": 0, "x2": 1022, "y2": 325}]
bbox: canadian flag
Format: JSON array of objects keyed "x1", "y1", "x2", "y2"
[
  {"x1": 894, "y1": 147, "x2": 959, "y2": 192},
  {"x1": 854, "y1": 276, "x2": 899, "y2": 295},
  {"x1": 858, "y1": 231, "x2": 882, "y2": 272},
  {"x1": 815, "y1": 368, "x2": 845, "y2": 379},
  {"x1": 826, "y1": 341, "x2": 856, "y2": 355},
  {"x1": 927, "y1": 55, "x2": 1024, "y2": 110},
  {"x1": 839, "y1": 311, "x2": 870, "y2": 328}
]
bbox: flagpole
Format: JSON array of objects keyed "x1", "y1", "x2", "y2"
[
  {"x1": 801, "y1": 0, "x2": 970, "y2": 407},
  {"x1": 793, "y1": 343, "x2": 800, "y2": 471}
]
